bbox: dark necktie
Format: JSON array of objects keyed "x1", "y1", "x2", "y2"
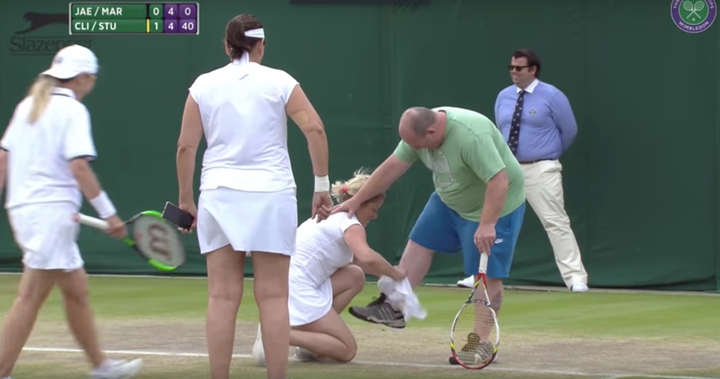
[{"x1": 507, "y1": 90, "x2": 525, "y2": 155}]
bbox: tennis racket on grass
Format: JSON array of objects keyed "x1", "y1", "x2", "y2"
[
  {"x1": 449, "y1": 252, "x2": 500, "y2": 370},
  {"x1": 77, "y1": 210, "x2": 186, "y2": 271}
]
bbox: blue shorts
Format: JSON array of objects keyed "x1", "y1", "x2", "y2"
[{"x1": 408, "y1": 192, "x2": 525, "y2": 278}]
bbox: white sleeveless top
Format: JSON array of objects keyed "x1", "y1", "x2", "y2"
[
  {"x1": 189, "y1": 59, "x2": 299, "y2": 192},
  {"x1": 291, "y1": 212, "x2": 363, "y2": 286}
]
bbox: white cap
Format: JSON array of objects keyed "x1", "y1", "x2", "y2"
[{"x1": 40, "y1": 44, "x2": 98, "y2": 80}]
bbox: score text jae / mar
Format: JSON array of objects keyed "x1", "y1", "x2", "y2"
[{"x1": 73, "y1": 6, "x2": 124, "y2": 17}]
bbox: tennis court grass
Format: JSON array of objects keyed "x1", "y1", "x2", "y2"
[{"x1": 0, "y1": 274, "x2": 718, "y2": 379}]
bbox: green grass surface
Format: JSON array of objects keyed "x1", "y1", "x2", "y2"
[{"x1": 0, "y1": 274, "x2": 718, "y2": 379}]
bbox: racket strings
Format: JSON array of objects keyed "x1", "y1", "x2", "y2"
[
  {"x1": 452, "y1": 300, "x2": 499, "y2": 367},
  {"x1": 132, "y1": 215, "x2": 185, "y2": 267}
]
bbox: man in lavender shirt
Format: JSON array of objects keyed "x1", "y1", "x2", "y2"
[{"x1": 487, "y1": 48, "x2": 588, "y2": 292}]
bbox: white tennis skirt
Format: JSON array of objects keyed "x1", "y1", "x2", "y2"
[
  {"x1": 196, "y1": 187, "x2": 298, "y2": 256},
  {"x1": 7, "y1": 202, "x2": 84, "y2": 271},
  {"x1": 288, "y1": 265, "x2": 333, "y2": 327}
]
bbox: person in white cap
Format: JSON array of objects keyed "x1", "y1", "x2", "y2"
[
  {"x1": 0, "y1": 44, "x2": 143, "y2": 379},
  {"x1": 174, "y1": 13, "x2": 331, "y2": 379}
]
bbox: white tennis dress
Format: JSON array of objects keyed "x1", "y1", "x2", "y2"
[
  {"x1": 189, "y1": 55, "x2": 300, "y2": 256},
  {"x1": 288, "y1": 212, "x2": 362, "y2": 326},
  {"x1": 1, "y1": 87, "x2": 97, "y2": 271}
]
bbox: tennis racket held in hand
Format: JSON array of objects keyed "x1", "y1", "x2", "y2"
[
  {"x1": 77, "y1": 210, "x2": 186, "y2": 271},
  {"x1": 449, "y1": 252, "x2": 500, "y2": 369}
]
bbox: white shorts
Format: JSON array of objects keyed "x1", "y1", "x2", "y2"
[
  {"x1": 196, "y1": 187, "x2": 297, "y2": 255},
  {"x1": 7, "y1": 202, "x2": 84, "y2": 271},
  {"x1": 288, "y1": 265, "x2": 333, "y2": 327}
]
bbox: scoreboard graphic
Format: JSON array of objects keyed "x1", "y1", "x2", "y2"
[{"x1": 69, "y1": 2, "x2": 199, "y2": 35}]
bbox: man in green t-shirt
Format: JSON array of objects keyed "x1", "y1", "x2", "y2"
[{"x1": 332, "y1": 106, "x2": 526, "y2": 334}]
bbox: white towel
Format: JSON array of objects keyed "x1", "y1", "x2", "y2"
[{"x1": 377, "y1": 276, "x2": 427, "y2": 321}]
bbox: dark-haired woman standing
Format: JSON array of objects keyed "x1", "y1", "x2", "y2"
[{"x1": 174, "y1": 14, "x2": 332, "y2": 379}]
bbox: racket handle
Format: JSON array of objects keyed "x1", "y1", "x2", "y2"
[
  {"x1": 478, "y1": 252, "x2": 489, "y2": 274},
  {"x1": 77, "y1": 213, "x2": 110, "y2": 230}
]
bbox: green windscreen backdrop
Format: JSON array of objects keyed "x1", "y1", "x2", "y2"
[{"x1": 0, "y1": 0, "x2": 717, "y2": 291}]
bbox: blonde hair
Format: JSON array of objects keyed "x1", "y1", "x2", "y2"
[
  {"x1": 27, "y1": 75, "x2": 59, "y2": 123},
  {"x1": 330, "y1": 167, "x2": 380, "y2": 203}
]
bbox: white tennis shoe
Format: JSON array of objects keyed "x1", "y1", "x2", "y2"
[
  {"x1": 571, "y1": 282, "x2": 589, "y2": 292},
  {"x1": 456, "y1": 275, "x2": 475, "y2": 288},
  {"x1": 251, "y1": 324, "x2": 266, "y2": 367},
  {"x1": 89, "y1": 358, "x2": 143, "y2": 379},
  {"x1": 293, "y1": 347, "x2": 319, "y2": 362}
]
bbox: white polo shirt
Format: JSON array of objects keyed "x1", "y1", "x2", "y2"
[
  {"x1": 290, "y1": 212, "x2": 362, "y2": 287},
  {"x1": 0, "y1": 87, "x2": 97, "y2": 210},
  {"x1": 189, "y1": 60, "x2": 299, "y2": 193}
]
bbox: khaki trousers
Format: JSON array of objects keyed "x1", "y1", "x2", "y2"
[{"x1": 520, "y1": 159, "x2": 588, "y2": 288}]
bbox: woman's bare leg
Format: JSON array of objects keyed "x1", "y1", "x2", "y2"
[
  {"x1": 0, "y1": 268, "x2": 55, "y2": 377},
  {"x1": 290, "y1": 264, "x2": 364, "y2": 363},
  {"x1": 251, "y1": 251, "x2": 291, "y2": 379},
  {"x1": 55, "y1": 268, "x2": 143, "y2": 378},
  {"x1": 55, "y1": 268, "x2": 104, "y2": 368},
  {"x1": 205, "y1": 245, "x2": 245, "y2": 379},
  {"x1": 329, "y1": 264, "x2": 365, "y2": 313},
  {"x1": 290, "y1": 310, "x2": 357, "y2": 363}
]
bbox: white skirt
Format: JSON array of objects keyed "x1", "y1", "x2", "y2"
[
  {"x1": 196, "y1": 187, "x2": 297, "y2": 255},
  {"x1": 7, "y1": 202, "x2": 84, "y2": 271},
  {"x1": 288, "y1": 265, "x2": 333, "y2": 327}
]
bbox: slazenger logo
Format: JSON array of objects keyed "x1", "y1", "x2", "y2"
[{"x1": 9, "y1": 12, "x2": 93, "y2": 55}]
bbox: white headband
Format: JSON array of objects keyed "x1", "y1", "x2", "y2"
[{"x1": 244, "y1": 28, "x2": 264, "y2": 38}]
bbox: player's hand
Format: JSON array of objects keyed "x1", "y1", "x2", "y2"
[
  {"x1": 474, "y1": 223, "x2": 496, "y2": 256},
  {"x1": 104, "y1": 215, "x2": 127, "y2": 239},
  {"x1": 331, "y1": 197, "x2": 361, "y2": 218},
  {"x1": 312, "y1": 191, "x2": 333, "y2": 222},
  {"x1": 177, "y1": 201, "x2": 197, "y2": 233}
]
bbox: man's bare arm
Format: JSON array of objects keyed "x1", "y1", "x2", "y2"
[
  {"x1": 350, "y1": 155, "x2": 412, "y2": 203},
  {"x1": 479, "y1": 169, "x2": 508, "y2": 226}
]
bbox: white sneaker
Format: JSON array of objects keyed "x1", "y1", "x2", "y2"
[
  {"x1": 251, "y1": 324, "x2": 266, "y2": 367},
  {"x1": 293, "y1": 346, "x2": 319, "y2": 362},
  {"x1": 89, "y1": 358, "x2": 143, "y2": 379},
  {"x1": 571, "y1": 282, "x2": 589, "y2": 292},
  {"x1": 456, "y1": 275, "x2": 475, "y2": 288}
]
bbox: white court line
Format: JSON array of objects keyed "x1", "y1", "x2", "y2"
[
  {"x1": 0, "y1": 273, "x2": 716, "y2": 296},
  {"x1": 21, "y1": 346, "x2": 719, "y2": 379}
]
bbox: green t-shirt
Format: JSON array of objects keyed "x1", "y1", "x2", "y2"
[{"x1": 393, "y1": 106, "x2": 525, "y2": 221}]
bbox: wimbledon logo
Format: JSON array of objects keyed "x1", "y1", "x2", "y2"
[{"x1": 671, "y1": 0, "x2": 716, "y2": 33}]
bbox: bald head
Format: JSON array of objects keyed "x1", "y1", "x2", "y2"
[{"x1": 400, "y1": 107, "x2": 438, "y2": 136}]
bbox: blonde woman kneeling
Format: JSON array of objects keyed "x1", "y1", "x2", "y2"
[{"x1": 252, "y1": 169, "x2": 406, "y2": 364}]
